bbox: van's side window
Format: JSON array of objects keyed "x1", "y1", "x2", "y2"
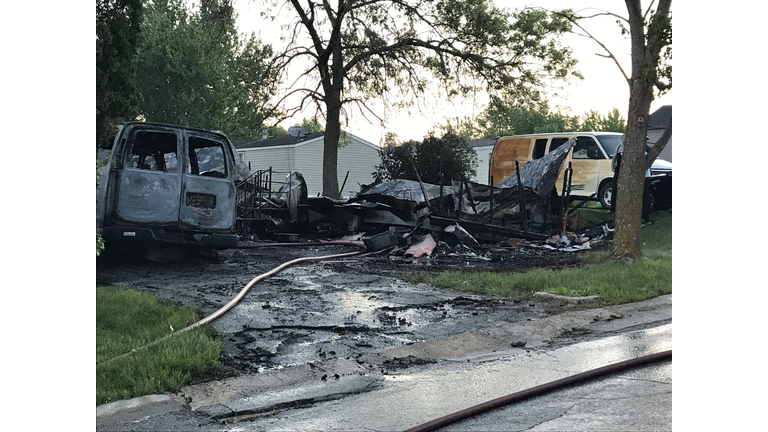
[
  {"x1": 187, "y1": 137, "x2": 228, "y2": 178},
  {"x1": 572, "y1": 136, "x2": 604, "y2": 159},
  {"x1": 532, "y1": 139, "x2": 548, "y2": 159},
  {"x1": 548, "y1": 138, "x2": 569, "y2": 153}
]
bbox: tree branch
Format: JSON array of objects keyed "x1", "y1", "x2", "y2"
[
  {"x1": 645, "y1": 113, "x2": 671, "y2": 170},
  {"x1": 551, "y1": 10, "x2": 630, "y2": 84}
]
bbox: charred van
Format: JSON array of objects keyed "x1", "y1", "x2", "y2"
[{"x1": 97, "y1": 122, "x2": 250, "y2": 253}]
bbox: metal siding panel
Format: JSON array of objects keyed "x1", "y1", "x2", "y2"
[
  {"x1": 472, "y1": 145, "x2": 494, "y2": 185},
  {"x1": 337, "y1": 138, "x2": 380, "y2": 196},
  {"x1": 296, "y1": 141, "x2": 324, "y2": 196}
]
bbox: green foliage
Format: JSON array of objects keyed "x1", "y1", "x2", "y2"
[
  {"x1": 133, "y1": 0, "x2": 279, "y2": 139},
  {"x1": 96, "y1": 0, "x2": 143, "y2": 146},
  {"x1": 374, "y1": 133, "x2": 477, "y2": 185},
  {"x1": 476, "y1": 92, "x2": 625, "y2": 137},
  {"x1": 96, "y1": 286, "x2": 222, "y2": 405},
  {"x1": 267, "y1": 125, "x2": 288, "y2": 136},
  {"x1": 435, "y1": 116, "x2": 482, "y2": 141},
  {"x1": 298, "y1": 117, "x2": 324, "y2": 133}
]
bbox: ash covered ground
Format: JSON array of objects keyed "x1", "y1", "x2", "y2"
[{"x1": 96, "y1": 235, "x2": 588, "y2": 377}]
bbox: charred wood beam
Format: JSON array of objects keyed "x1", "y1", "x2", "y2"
[{"x1": 515, "y1": 161, "x2": 528, "y2": 230}]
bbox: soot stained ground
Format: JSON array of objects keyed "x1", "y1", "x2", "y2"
[{"x1": 96, "y1": 242, "x2": 582, "y2": 375}]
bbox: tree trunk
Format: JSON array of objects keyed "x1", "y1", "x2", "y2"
[
  {"x1": 612, "y1": 0, "x2": 670, "y2": 261},
  {"x1": 613, "y1": 81, "x2": 652, "y2": 260},
  {"x1": 323, "y1": 94, "x2": 342, "y2": 198}
]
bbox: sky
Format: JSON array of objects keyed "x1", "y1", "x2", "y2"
[{"x1": 232, "y1": 0, "x2": 672, "y2": 145}]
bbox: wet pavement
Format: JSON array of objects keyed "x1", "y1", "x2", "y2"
[
  {"x1": 96, "y1": 245, "x2": 671, "y2": 431},
  {"x1": 97, "y1": 321, "x2": 671, "y2": 431},
  {"x1": 233, "y1": 324, "x2": 672, "y2": 432}
]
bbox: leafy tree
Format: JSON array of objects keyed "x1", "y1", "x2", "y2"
[
  {"x1": 435, "y1": 116, "x2": 483, "y2": 141},
  {"x1": 374, "y1": 133, "x2": 477, "y2": 186},
  {"x1": 267, "y1": 125, "x2": 289, "y2": 136},
  {"x1": 599, "y1": 108, "x2": 627, "y2": 132},
  {"x1": 96, "y1": 0, "x2": 143, "y2": 146},
  {"x1": 558, "y1": 1, "x2": 671, "y2": 260},
  {"x1": 299, "y1": 117, "x2": 324, "y2": 132},
  {"x1": 268, "y1": 0, "x2": 579, "y2": 197},
  {"x1": 575, "y1": 108, "x2": 626, "y2": 132},
  {"x1": 134, "y1": 0, "x2": 280, "y2": 139}
]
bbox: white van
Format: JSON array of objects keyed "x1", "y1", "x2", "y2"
[{"x1": 488, "y1": 132, "x2": 672, "y2": 210}]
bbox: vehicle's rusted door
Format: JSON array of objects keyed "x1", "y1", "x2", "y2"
[
  {"x1": 178, "y1": 131, "x2": 237, "y2": 232},
  {"x1": 114, "y1": 126, "x2": 183, "y2": 228}
]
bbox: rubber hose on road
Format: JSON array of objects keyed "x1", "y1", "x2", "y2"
[
  {"x1": 403, "y1": 349, "x2": 672, "y2": 432},
  {"x1": 96, "y1": 242, "x2": 367, "y2": 368}
]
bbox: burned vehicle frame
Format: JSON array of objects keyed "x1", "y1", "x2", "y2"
[{"x1": 97, "y1": 122, "x2": 250, "y2": 252}]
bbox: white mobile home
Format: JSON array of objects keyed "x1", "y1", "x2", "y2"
[
  {"x1": 466, "y1": 138, "x2": 498, "y2": 184},
  {"x1": 232, "y1": 130, "x2": 382, "y2": 197}
]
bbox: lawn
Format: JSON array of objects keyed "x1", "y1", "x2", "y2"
[
  {"x1": 96, "y1": 286, "x2": 222, "y2": 405},
  {"x1": 428, "y1": 209, "x2": 672, "y2": 308}
]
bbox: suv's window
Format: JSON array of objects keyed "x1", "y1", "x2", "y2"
[
  {"x1": 548, "y1": 137, "x2": 569, "y2": 153},
  {"x1": 188, "y1": 136, "x2": 227, "y2": 178},
  {"x1": 532, "y1": 138, "x2": 548, "y2": 159},
  {"x1": 572, "y1": 136, "x2": 604, "y2": 159},
  {"x1": 128, "y1": 130, "x2": 178, "y2": 172}
]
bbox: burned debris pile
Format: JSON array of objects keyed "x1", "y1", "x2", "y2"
[{"x1": 235, "y1": 138, "x2": 606, "y2": 254}]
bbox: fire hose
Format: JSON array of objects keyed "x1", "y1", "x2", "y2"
[
  {"x1": 403, "y1": 349, "x2": 672, "y2": 432},
  {"x1": 96, "y1": 241, "x2": 367, "y2": 368}
]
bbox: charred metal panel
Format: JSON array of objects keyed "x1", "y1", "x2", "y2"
[
  {"x1": 495, "y1": 138, "x2": 575, "y2": 196},
  {"x1": 489, "y1": 136, "x2": 534, "y2": 185},
  {"x1": 349, "y1": 179, "x2": 451, "y2": 212},
  {"x1": 451, "y1": 180, "x2": 541, "y2": 218},
  {"x1": 275, "y1": 172, "x2": 308, "y2": 224},
  {"x1": 115, "y1": 170, "x2": 183, "y2": 226},
  {"x1": 115, "y1": 127, "x2": 183, "y2": 227}
]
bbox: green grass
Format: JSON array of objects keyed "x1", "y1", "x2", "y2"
[
  {"x1": 96, "y1": 286, "x2": 222, "y2": 405},
  {"x1": 428, "y1": 210, "x2": 672, "y2": 308}
]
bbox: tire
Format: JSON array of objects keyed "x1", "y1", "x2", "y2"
[{"x1": 599, "y1": 182, "x2": 613, "y2": 210}]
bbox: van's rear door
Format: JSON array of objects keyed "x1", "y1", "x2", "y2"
[
  {"x1": 114, "y1": 126, "x2": 183, "y2": 228},
  {"x1": 178, "y1": 131, "x2": 237, "y2": 232}
]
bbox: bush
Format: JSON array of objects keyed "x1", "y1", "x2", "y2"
[{"x1": 374, "y1": 133, "x2": 477, "y2": 185}]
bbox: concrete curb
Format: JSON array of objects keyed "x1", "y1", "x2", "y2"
[
  {"x1": 180, "y1": 357, "x2": 379, "y2": 420},
  {"x1": 96, "y1": 394, "x2": 185, "y2": 427}
]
